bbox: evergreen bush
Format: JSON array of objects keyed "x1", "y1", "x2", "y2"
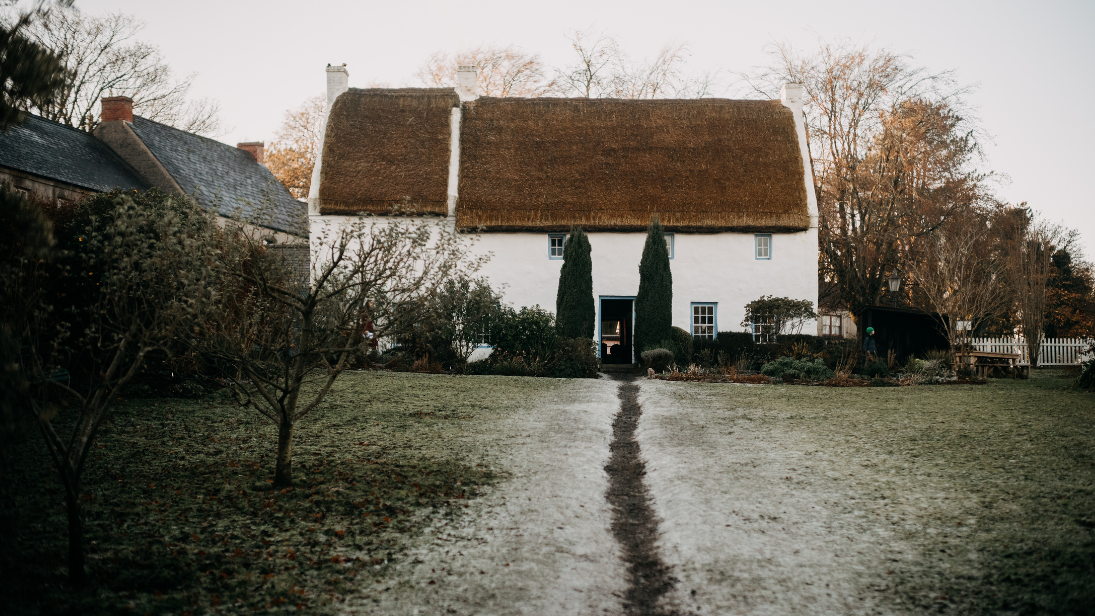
[
  {"x1": 760, "y1": 356, "x2": 834, "y2": 381},
  {"x1": 491, "y1": 305, "x2": 558, "y2": 361},
  {"x1": 634, "y1": 218, "x2": 672, "y2": 358},
  {"x1": 551, "y1": 338, "x2": 600, "y2": 378},
  {"x1": 555, "y1": 227, "x2": 595, "y2": 339},
  {"x1": 641, "y1": 348, "x2": 674, "y2": 373},
  {"x1": 861, "y1": 361, "x2": 891, "y2": 379},
  {"x1": 670, "y1": 326, "x2": 693, "y2": 365}
]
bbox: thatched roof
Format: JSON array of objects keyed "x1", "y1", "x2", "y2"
[
  {"x1": 318, "y1": 92, "x2": 810, "y2": 231},
  {"x1": 457, "y1": 98, "x2": 809, "y2": 232},
  {"x1": 317, "y1": 88, "x2": 459, "y2": 216}
]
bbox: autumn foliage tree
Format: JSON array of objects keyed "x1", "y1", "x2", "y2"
[
  {"x1": 1045, "y1": 248, "x2": 1095, "y2": 338},
  {"x1": 743, "y1": 40, "x2": 988, "y2": 317},
  {"x1": 265, "y1": 94, "x2": 325, "y2": 200}
]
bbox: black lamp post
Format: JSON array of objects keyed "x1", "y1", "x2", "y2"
[{"x1": 888, "y1": 273, "x2": 902, "y2": 307}]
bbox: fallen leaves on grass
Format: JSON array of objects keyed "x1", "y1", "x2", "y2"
[{"x1": 0, "y1": 375, "x2": 501, "y2": 616}]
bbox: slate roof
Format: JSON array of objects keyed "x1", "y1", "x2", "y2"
[
  {"x1": 129, "y1": 116, "x2": 304, "y2": 235},
  {"x1": 0, "y1": 114, "x2": 149, "y2": 192}
]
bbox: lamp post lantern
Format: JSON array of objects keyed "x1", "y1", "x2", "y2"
[{"x1": 888, "y1": 273, "x2": 902, "y2": 307}]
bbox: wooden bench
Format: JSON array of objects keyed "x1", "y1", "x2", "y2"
[{"x1": 955, "y1": 351, "x2": 1027, "y2": 378}]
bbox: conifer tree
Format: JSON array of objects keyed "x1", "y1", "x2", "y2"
[
  {"x1": 555, "y1": 227, "x2": 595, "y2": 339},
  {"x1": 634, "y1": 218, "x2": 673, "y2": 355}
]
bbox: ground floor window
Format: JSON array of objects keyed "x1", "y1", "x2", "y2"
[
  {"x1": 692, "y1": 303, "x2": 716, "y2": 339},
  {"x1": 820, "y1": 314, "x2": 842, "y2": 337},
  {"x1": 751, "y1": 319, "x2": 777, "y2": 344}
]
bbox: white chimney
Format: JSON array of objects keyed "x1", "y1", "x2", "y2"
[
  {"x1": 780, "y1": 83, "x2": 804, "y2": 113},
  {"x1": 456, "y1": 65, "x2": 478, "y2": 101},
  {"x1": 326, "y1": 64, "x2": 349, "y2": 108}
]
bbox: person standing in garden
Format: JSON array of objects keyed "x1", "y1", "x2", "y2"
[{"x1": 863, "y1": 326, "x2": 878, "y2": 361}]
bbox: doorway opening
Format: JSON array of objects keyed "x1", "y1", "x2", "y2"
[{"x1": 600, "y1": 297, "x2": 635, "y2": 364}]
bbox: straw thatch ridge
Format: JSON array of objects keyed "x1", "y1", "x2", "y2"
[
  {"x1": 317, "y1": 88, "x2": 459, "y2": 216},
  {"x1": 455, "y1": 97, "x2": 809, "y2": 233}
]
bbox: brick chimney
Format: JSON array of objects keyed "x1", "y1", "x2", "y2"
[
  {"x1": 237, "y1": 142, "x2": 264, "y2": 164},
  {"x1": 456, "y1": 65, "x2": 478, "y2": 101},
  {"x1": 101, "y1": 96, "x2": 134, "y2": 123}
]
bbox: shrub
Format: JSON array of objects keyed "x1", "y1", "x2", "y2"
[
  {"x1": 670, "y1": 326, "x2": 693, "y2": 365},
  {"x1": 1080, "y1": 343, "x2": 1095, "y2": 390},
  {"x1": 641, "y1": 348, "x2": 674, "y2": 373},
  {"x1": 489, "y1": 352, "x2": 549, "y2": 377},
  {"x1": 462, "y1": 360, "x2": 493, "y2": 375},
  {"x1": 491, "y1": 305, "x2": 558, "y2": 361},
  {"x1": 861, "y1": 360, "x2": 891, "y2": 379},
  {"x1": 760, "y1": 356, "x2": 834, "y2": 381},
  {"x1": 741, "y1": 296, "x2": 816, "y2": 338},
  {"x1": 551, "y1": 338, "x2": 599, "y2": 378}
]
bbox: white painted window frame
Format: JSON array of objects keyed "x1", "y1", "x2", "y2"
[
  {"x1": 548, "y1": 234, "x2": 565, "y2": 259},
  {"x1": 755, "y1": 234, "x2": 772, "y2": 260},
  {"x1": 691, "y1": 302, "x2": 717, "y2": 340}
]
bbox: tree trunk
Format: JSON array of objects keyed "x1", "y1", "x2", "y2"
[
  {"x1": 62, "y1": 478, "x2": 87, "y2": 587},
  {"x1": 274, "y1": 419, "x2": 294, "y2": 487},
  {"x1": 1027, "y1": 334, "x2": 1041, "y2": 369}
]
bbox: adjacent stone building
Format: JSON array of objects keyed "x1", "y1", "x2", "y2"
[{"x1": 0, "y1": 97, "x2": 305, "y2": 244}]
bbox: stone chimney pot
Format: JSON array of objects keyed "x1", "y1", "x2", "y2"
[
  {"x1": 456, "y1": 65, "x2": 478, "y2": 101},
  {"x1": 237, "y1": 142, "x2": 264, "y2": 164},
  {"x1": 101, "y1": 96, "x2": 134, "y2": 123}
]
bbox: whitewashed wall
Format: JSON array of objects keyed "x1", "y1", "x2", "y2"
[{"x1": 311, "y1": 215, "x2": 818, "y2": 341}]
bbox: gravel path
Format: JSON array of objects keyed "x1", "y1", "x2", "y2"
[{"x1": 346, "y1": 376, "x2": 626, "y2": 615}]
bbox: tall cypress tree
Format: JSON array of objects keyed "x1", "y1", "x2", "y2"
[
  {"x1": 634, "y1": 217, "x2": 673, "y2": 355},
  {"x1": 555, "y1": 227, "x2": 595, "y2": 339}
]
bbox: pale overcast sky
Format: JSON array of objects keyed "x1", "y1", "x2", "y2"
[{"x1": 80, "y1": 0, "x2": 1094, "y2": 257}]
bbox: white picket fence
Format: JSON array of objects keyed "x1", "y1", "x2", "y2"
[{"x1": 969, "y1": 337, "x2": 1093, "y2": 366}]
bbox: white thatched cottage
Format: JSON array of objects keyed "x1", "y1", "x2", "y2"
[{"x1": 309, "y1": 65, "x2": 818, "y2": 363}]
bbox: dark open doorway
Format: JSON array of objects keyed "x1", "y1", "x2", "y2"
[{"x1": 600, "y1": 298, "x2": 634, "y2": 364}]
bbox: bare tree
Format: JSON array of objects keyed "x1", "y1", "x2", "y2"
[
  {"x1": 911, "y1": 212, "x2": 1008, "y2": 355},
  {"x1": 265, "y1": 94, "x2": 325, "y2": 200},
  {"x1": 14, "y1": 6, "x2": 223, "y2": 134},
  {"x1": 9, "y1": 190, "x2": 216, "y2": 586},
  {"x1": 204, "y1": 217, "x2": 486, "y2": 487},
  {"x1": 1001, "y1": 206, "x2": 1069, "y2": 367},
  {"x1": 555, "y1": 28, "x2": 620, "y2": 98},
  {"x1": 555, "y1": 29, "x2": 719, "y2": 99},
  {"x1": 740, "y1": 39, "x2": 987, "y2": 319},
  {"x1": 417, "y1": 44, "x2": 556, "y2": 97}
]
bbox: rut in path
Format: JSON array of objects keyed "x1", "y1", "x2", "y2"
[{"x1": 605, "y1": 377, "x2": 679, "y2": 616}]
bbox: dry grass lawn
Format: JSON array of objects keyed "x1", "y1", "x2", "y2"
[{"x1": 638, "y1": 369, "x2": 1095, "y2": 615}]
